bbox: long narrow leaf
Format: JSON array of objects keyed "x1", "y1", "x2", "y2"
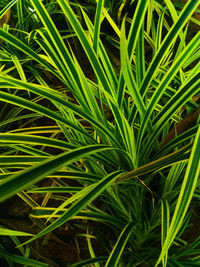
[
  {"x1": 0, "y1": 145, "x2": 110, "y2": 202},
  {"x1": 22, "y1": 170, "x2": 124, "y2": 245},
  {"x1": 156, "y1": 126, "x2": 200, "y2": 266},
  {"x1": 105, "y1": 221, "x2": 134, "y2": 267}
]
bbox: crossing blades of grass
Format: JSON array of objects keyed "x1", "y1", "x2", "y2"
[
  {"x1": 105, "y1": 221, "x2": 134, "y2": 267},
  {"x1": 116, "y1": 143, "x2": 191, "y2": 183},
  {"x1": 139, "y1": 0, "x2": 200, "y2": 98},
  {"x1": 0, "y1": 145, "x2": 111, "y2": 202},
  {"x1": 21, "y1": 170, "x2": 124, "y2": 246},
  {"x1": 138, "y1": 32, "x2": 200, "y2": 151},
  {"x1": 156, "y1": 126, "x2": 200, "y2": 266}
]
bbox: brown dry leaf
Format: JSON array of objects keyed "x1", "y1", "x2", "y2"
[{"x1": 0, "y1": 9, "x2": 11, "y2": 28}]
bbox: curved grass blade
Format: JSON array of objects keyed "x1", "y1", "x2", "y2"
[
  {"x1": 105, "y1": 221, "x2": 135, "y2": 267},
  {"x1": 28, "y1": 186, "x2": 81, "y2": 194},
  {"x1": 139, "y1": 0, "x2": 200, "y2": 98},
  {"x1": 12, "y1": 145, "x2": 50, "y2": 157},
  {"x1": 0, "y1": 133, "x2": 75, "y2": 150},
  {"x1": 116, "y1": 144, "x2": 191, "y2": 183},
  {"x1": 81, "y1": 8, "x2": 118, "y2": 89},
  {"x1": 0, "y1": 113, "x2": 40, "y2": 128},
  {"x1": 45, "y1": 182, "x2": 100, "y2": 222},
  {"x1": 155, "y1": 126, "x2": 200, "y2": 266},
  {"x1": 158, "y1": 124, "x2": 199, "y2": 157},
  {"x1": 30, "y1": 0, "x2": 85, "y2": 91},
  {"x1": 0, "y1": 76, "x2": 119, "y2": 146},
  {"x1": 117, "y1": 0, "x2": 149, "y2": 107},
  {"x1": 0, "y1": 29, "x2": 62, "y2": 82},
  {"x1": 0, "y1": 156, "x2": 48, "y2": 168},
  {"x1": 141, "y1": 71, "x2": 200, "y2": 160},
  {"x1": 0, "y1": 249, "x2": 48, "y2": 267},
  {"x1": 0, "y1": 90, "x2": 94, "y2": 141},
  {"x1": 31, "y1": 207, "x2": 124, "y2": 230},
  {"x1": 121, "y1": 20, "x2": 146, "y2": 119},
  {"x1": 0, "y1": 0, "x2": 16, "y2": 18},
  {"x1": 0, "y1": 170, "x2": 101, "y2": 183},
  {"x1": 71, "y1": 256, "x2": 107, "y2": 267},
  {"x1": 138, "y1": 32, "x2": 200, "y2": 150},
  {"x1": 93, "y1": 0, "x2": 104, "y2": 54},
  {"x1": 11, "y1": 55, "x2": 27, "y2": 82},
  {"x1": 55, "y1": 0, "x2": 116, "y2": 98},
  {"x1": 22, "y1": 170, "x2": 124, "y2": 246},
  {"x1": 0, "y1": 156, "x2": 47, "y2": 163},
  {"x1": 0, "y1": 145, "x2": 110, "y2": 202},
  {"x1": 9, "y1": 126, "x2": 61, "y2": 134},
  {"x1": 161, "y1": 199, "x2": 170, "y2": 267},
  {"x1": 0, "y1": 226, "x2": 33, "y2": 236}
]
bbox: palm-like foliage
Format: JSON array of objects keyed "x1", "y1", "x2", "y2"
[{"x1": 0, "y1": 0, "x2": 199, "y2": 266}]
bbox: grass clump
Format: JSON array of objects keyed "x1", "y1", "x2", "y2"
[{"x1": 0, "y1": 0, "x2": 199, "y2": 266}]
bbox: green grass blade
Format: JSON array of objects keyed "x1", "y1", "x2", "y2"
[
  {"x1": 30, "y1": 0, "x2": 84, "y2": 90},
  {"x1": 154, "y1": 73, "x2": 200, "y2": 129},
  {"x1": 0, "y1": 145, "x2": 110, "y2": 202},
  {"x1": 71, "y1": 256, "x2": 107, "y2": 267},
  {"x1": 11, "y1": 145, "x2": 49, "y2": 157},
  {"x1": 0, "y1": 155, "x2": 47, "y2": 164},
  {"x1": 81, "y1": 9, "x2": 118, "y2": 89},
  {"x1": 28, "y1": 187, "x2": 81, "y2": 194},
  {"x1": 161, "y1": 199, "x2": 170, "y2": 267},
  {"x1": 141, "y1": 72, "x2": 200, "y2": 160},
  {"x1": 0, "y1": 90, "x2": 94, "y2": 141},
  {"x1": 127, "y1": 0, "x2": 149, "y2": 60},
  {"x1": 138, "y1": 31, "x2": 200, "y2": 149},
  {"x1": 156, "y1": 126, "x2": 200, "y2": 266},
  {"x1": 136, "y1": 22, "x2": 145, "y2": 86},
  {"x1": 121, "y1": 20, "x2": 146, "y2": 119},
  {"x1": 93, "y1": 0, "x2": 104, "y2": 54},
  {"x1": 11, "y1": 55, "x2": 27, "y2": 82},
  {"x1": 0, "y1": 226, "x2": 33, "y2": 237},
  {"x1": 30, "y1": 207, "x2": 123, "y2": 229},
  {"x1": 0, "y1": 249, "x2": 48, "y2": 267},
  {"x1": 0, "y1": 0, "x2": 16, "y2": 18},
  {"x1": 105, "y1": 221, "x2": 134, "y2": 267},
  {"x1": 117, "y1": 0, "x2": 148, "y2": 107},
  {"x1": 22, "y1": 170, "x2": 124, "y2": 245},
  {"x1": 158, "y1": 125, "x2": 199, "y2": 157},
  {"x1": 56, "y1": 0, "x2": 116, "y2": 98},
  {"x1": 0, "y1": 29, "x2": 62, "y2": 81},
  {"x1": 0, "y1": 76, "x2": 119, "y2": 146},
  {"x1": 164, "y1": 0, "x2": 185, "y2": 46},
  {"x1": 1, "y1": 171, "x2": 101, "y2": 183},
  {"x1": 116, "y1": 144, "x2": 191, "y2": 183},
  {"x1": 0, "y1": 133, "x2": 75, "y2": 150},
  {"x1": 139, "y1": 0, "x2": 199, "y2": 98}
]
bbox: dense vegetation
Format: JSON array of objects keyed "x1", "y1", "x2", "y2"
[{"x1": 0, "y1": 0, "x2": 199, "y2": 266}]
